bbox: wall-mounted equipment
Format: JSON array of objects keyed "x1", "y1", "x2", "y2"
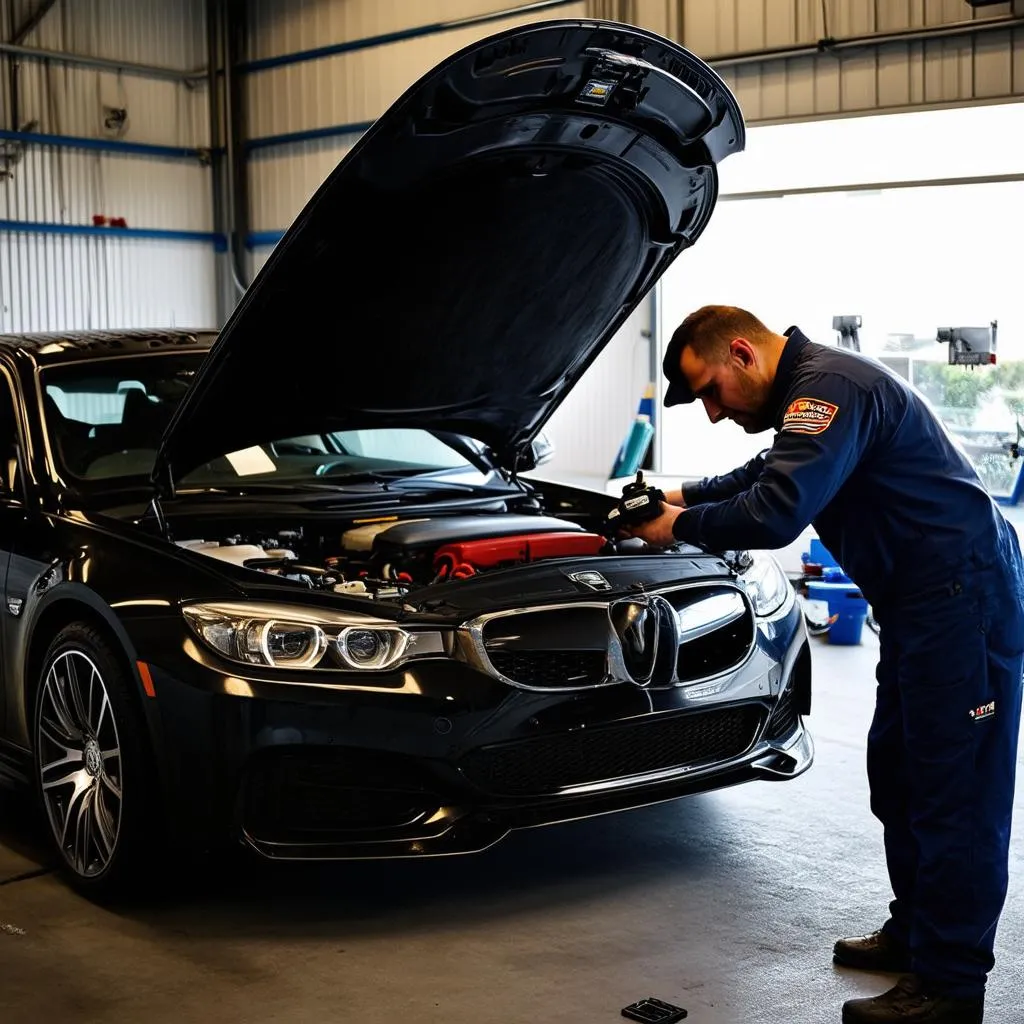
[
  {"x1": 832, "y1": 315, "x2": 862, "y2": 352},
  {"x1": 937, "y1": 322, "x2": 997, "y2": 366}
]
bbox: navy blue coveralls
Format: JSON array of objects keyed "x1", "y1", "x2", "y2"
[{"x1": 672, "y1": 327, "x2": 1024, "y2": 999}]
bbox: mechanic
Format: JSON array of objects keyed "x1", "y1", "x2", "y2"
[{"x1": 627, "y1": 304, "x2": 1024, "y2": 1024}]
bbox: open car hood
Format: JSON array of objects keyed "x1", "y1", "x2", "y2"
[{"x1": 153, "y1": 19, "x2": 744, "y2": 487}]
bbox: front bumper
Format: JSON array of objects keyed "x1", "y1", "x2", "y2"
[
  {"x1": 128, "y1": 603, "x2": 813, "y2": 861},
  {"x1": 241, "y1": 725, "x2": 814, "y2": 861}
]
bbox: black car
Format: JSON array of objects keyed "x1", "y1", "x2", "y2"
[{"x1": 0, "y1": 20, "x2": 812, "y2": 898}]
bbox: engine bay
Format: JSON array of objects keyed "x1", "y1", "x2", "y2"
[{"x1": 175, "y1": 513, "x2": 645, "y2": 601}]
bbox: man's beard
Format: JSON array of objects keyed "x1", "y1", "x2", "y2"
[{"x1": 733, "y1": 374, "x2": 774, "y2": 433}]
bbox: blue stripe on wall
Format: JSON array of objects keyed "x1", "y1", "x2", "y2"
[{"x1": 0, "y1": 220, "x2": 227, "y2": 250}]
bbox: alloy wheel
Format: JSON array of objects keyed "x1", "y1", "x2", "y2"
[{"x1": 36, "y1": 650, "x2": 123, "y2": 878}]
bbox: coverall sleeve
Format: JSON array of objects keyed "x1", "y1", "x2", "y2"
[
  {"x1": 682, "y1": 450, "x2": 768, "y2": 506},
  {"x1": 671, "y1": 376, "x2": 879, "y2": 551}
]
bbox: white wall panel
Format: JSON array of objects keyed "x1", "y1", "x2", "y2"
[
  {"x1": 249, "y1": 137, "x2": 356, "y2": 234},
  {"x1": 6, "y1": 0, "x2": 208, "y2": 146},
  {"x1": 11, "y1": 64, "x2": 208, "y2": 149},
  {"x1": 541, "y1": 301, "x2": 653, "y2": 482},
  {"x1": 1, "y1": 148, "x2": 211, "y2": 229},
  {"x1": 0, "y1": 233, "x2": 216, "y2": 333},
  {"x1": 21, "y1": 0, "x2": 206, "y2": 69},
  {"x1": 250, "y1": 247, "x2": 272, "y2": 280},
  {"x1": 0, "y1": 0, "x2": 214, "y2": 334}
]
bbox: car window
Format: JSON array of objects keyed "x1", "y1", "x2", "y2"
[
  {"x1": 38, "y1": 354, "x2": 483, "y2": 490},
  {"x1": 327, "y1": 429, "x2": 471, "y2": 469}
]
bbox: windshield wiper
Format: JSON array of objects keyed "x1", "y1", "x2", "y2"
[
  {"x1": 176, "y1": 482, "x2": 354, "y2": 495},
  {"x1": 315, "y1": 466, "x2": 431, "y2": 482}
]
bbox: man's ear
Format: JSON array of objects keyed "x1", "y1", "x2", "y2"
[{"x1": 729, "y1": 337, "x2": 755, "y2": 368}]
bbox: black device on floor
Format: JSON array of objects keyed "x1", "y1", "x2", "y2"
[{"x1": 621, "y1": 996, "x2": 689, "y2": 1023}]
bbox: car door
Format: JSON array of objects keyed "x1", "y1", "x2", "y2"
[{"x1": 0, "y1": 364, "x2": 27, "y2": 735}]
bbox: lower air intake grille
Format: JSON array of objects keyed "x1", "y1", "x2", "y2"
[
  {"x1": 765, "y1": 685, "x2": 799, "y2": 741},
  {"x1": 488, "y1": 649, "x2": 606, "y2": 687},
  {"x1": 244, "y1": 751, "x2": 436, "y2": 838},
  {"x1": 459, "y1": 705, "x2": 765, "y2": 796}
]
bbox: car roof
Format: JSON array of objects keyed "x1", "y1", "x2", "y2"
[{"x1": 0, "y1": 328, "x2": 218, "y2": 367}]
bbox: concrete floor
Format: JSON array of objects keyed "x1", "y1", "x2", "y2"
[{"x1": 1, "y1": 634, "x2": 1022, "y2": 1023}]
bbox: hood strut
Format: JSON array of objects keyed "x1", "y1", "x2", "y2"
[{"x1": 144, "y1": 494, "x2": 171, "y2": 539}]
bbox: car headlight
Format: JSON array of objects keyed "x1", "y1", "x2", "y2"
[
  {"x1": 739, "y1": 552, "x2": 793, "y2": 618},
  {"x1": 181, "y1": 602, "x2": 446, "y2": 671}
]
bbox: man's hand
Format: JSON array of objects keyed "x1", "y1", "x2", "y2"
[
  {"x1": 624, "y1": 501, "x2": 683, "y2": 547},
  {"x1": 664, "y1": 488, "x2": 686, "y2": 508}
]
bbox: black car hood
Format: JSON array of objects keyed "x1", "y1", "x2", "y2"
[{"x1": 154, "y1": 19, "x2": 744, "y2": 486}]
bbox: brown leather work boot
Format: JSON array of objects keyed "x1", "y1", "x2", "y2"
[
  {"x1": 842, "y1": 975, "x2": 984, "y2": 1023},
  {"x1": 833, "y1": 929, "x2": 912, "y2": 972}
]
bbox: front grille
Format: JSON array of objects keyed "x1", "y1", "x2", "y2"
[
  {"x1": 488, "y1": 649, "x2": 606, "y2": 688},
  {"x1": 459, "y1": 705, "x2": 765, "y2": 796},
  {"x1": 765, "y1": 685, "x2": 799, "y2": 741},
  {"x1": 244, "y1": 751, "x2": 438, "y2": 837},
  {"x1": 677, "y1": 613, "x2": 755, "y2": 682},
  {"x1": 473, "y1": 585, "x2": 755, "y2": 691}
]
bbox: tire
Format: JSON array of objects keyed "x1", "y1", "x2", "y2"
[{"x1": 32, "y1": 622, "x2": 161, "y2": 902}]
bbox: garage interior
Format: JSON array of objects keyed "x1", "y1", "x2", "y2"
[{"x1": 2, "y1": 1, "x2": 1024, "y2": 1022}]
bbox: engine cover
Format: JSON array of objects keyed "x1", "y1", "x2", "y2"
[
  {"x1": 433, "y1": 532, "x2": 606, "y2": 577},
  {"x1": 371, "y1": 514, "x2": 584, "y2": 560}
]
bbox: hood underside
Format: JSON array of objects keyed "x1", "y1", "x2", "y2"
[{"x1": 155, "y1": 19, "x2": 745, "y2": 484}]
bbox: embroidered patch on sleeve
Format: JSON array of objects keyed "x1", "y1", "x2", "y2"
[{"x1": 782, "y1": 397, "x2": 839, "y2": 435}]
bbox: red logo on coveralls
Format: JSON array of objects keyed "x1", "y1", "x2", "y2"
[
  {"x1": 969, "y1": 701, "x2": 995, "y2": 721},
  {"x1": 782, "y1": 398, "x2": 839, "y2": 435}
]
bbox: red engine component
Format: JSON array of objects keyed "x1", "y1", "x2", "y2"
[{"x1": 433, "y1": 531, "x2": 606, "y2": 578}]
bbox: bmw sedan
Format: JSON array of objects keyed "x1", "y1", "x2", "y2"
[{"x1": 0, "y1": 18, "x2": 812, "y2": 899}]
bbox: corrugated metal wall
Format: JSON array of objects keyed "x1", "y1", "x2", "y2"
[
  {"x1": 245, "y1": 0, "x2": 588, "y2": 270},
  {"x1": 673, "y1": 0, "x2": 1024, "y2": 121},
  {"x1": 0, "y1": 0, "x2": 217, "y2": 333}
]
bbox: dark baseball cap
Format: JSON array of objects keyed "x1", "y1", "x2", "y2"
[{"x1": 661, "y1": 325, "x2": 696, "y2": 407}]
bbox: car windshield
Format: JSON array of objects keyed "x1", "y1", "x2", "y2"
[{"x1": 39, "y1": 354, "x2": 480, "y2": 489}]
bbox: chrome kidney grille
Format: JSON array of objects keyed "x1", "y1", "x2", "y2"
[{"x1": 460, "y1": 583, "x2": 756, "y2": 691}]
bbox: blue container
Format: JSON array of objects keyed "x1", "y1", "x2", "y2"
[
  {"x1": 807, "y1": 578, "x2": 868, "y2": 645},
  {"x1": 610, "y1": 415, "x2": 654, "y2": 478},
  {"x1": 821, "y1": 566, "x2": 851, "y2": 584},
  {"x1": 803, "y1": 538, "x2": 839, "y2": 568}
]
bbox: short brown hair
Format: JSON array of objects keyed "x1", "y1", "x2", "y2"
[{"x1": 668, "y1": 304, "x2": 774, "y2": 363}]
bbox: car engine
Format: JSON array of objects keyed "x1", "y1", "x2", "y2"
[{"x1": 175, "y1": 514, "x2": 633, "y2": 601}]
